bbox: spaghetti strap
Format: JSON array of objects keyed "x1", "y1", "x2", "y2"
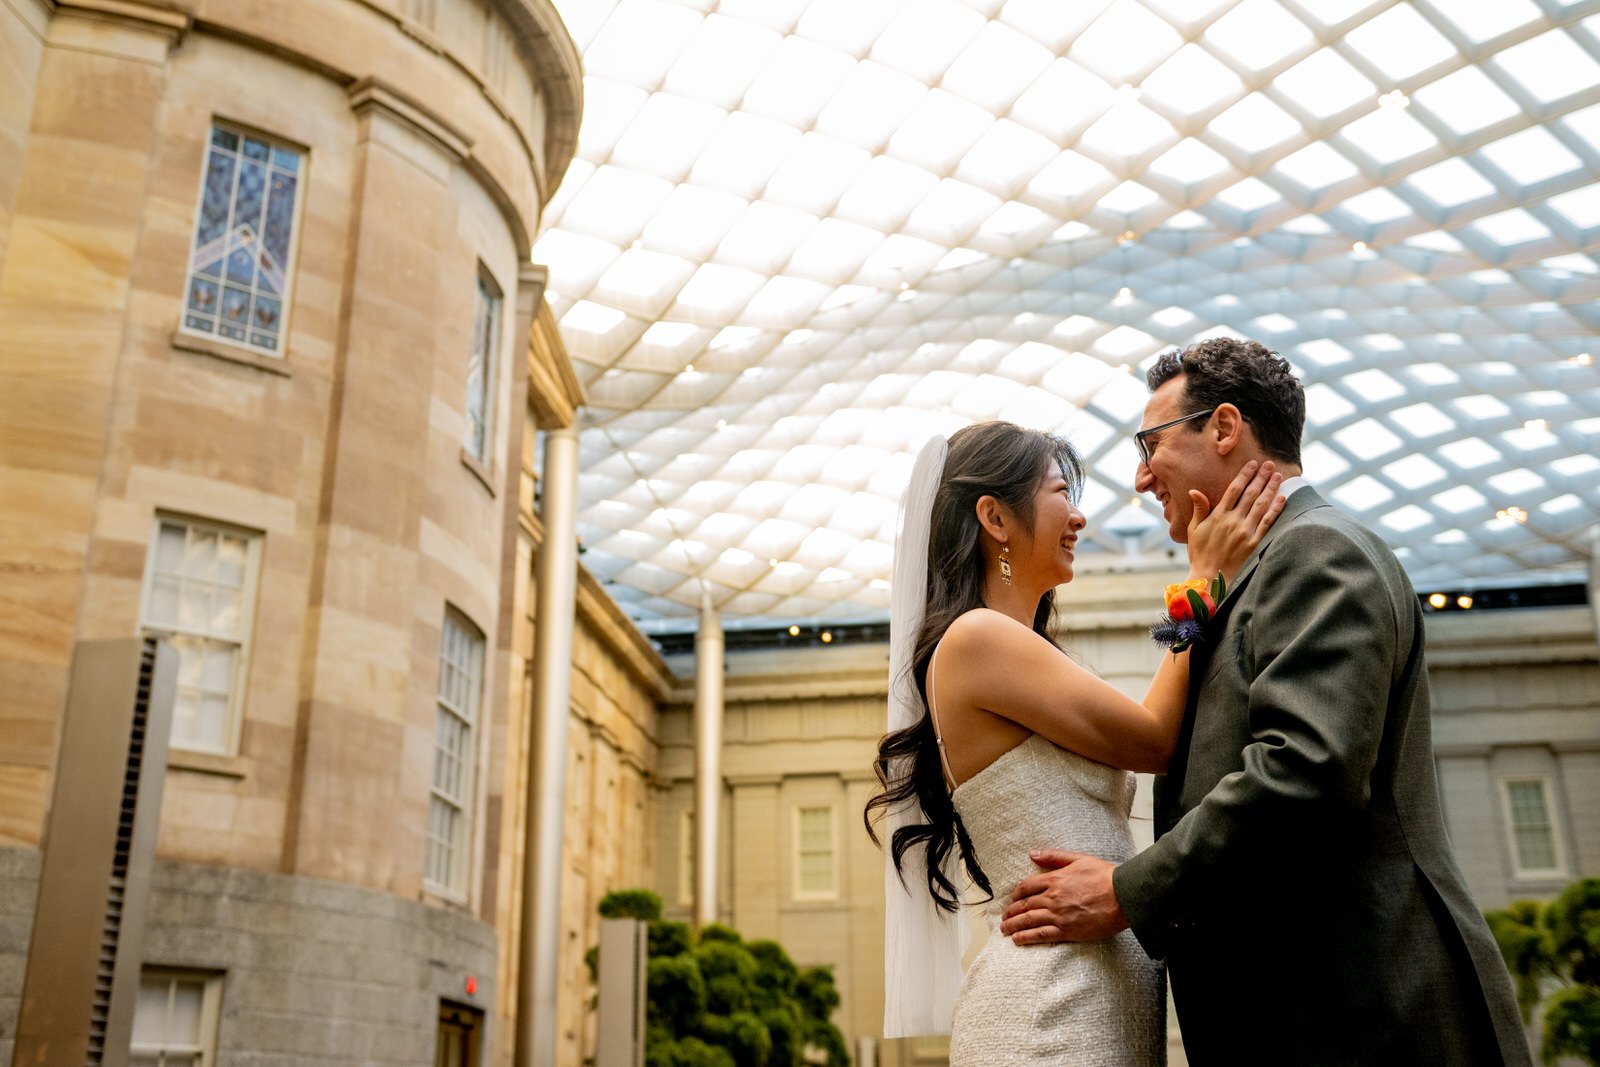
[{"x1": 926, "y1": 642, "x2": 958, "y2": 793}]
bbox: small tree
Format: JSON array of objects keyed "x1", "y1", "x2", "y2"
[
  {"x1": 1487, "y1": 878, "x2": 1600, "y2": 1065},
  {"x1": 591, "y1": 888, "x2": 851, "y2": 1067}
]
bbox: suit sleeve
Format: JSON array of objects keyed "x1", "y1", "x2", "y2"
[{"x1": 1112, "y1": 521, "x2": 1398, "y2": 960}]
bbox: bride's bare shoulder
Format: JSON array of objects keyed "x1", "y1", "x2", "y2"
[{"x1": 942, "y1": 608, "x2": 1039, "y2": 658}]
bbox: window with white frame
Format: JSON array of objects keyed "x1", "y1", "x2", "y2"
[
  {"x1": 181, "y1": 125, "x2": 304, "y2": 355},
  {"x1": 465, "y1": 269, "x2": 501, "y2": 463},
  {"x1": 130, "y1": 969, "x2": 223, "y2": 1067},
  {"x1": 427, "y1": 609, "x2": 484, "y2": 897},
  {"x1": 139, "y1": 517, "x2": 261, "y2": 755},
  {"x1": 678, "y1": 809, "x2": 695, "y2": 906},
  {"x1": 1502, "y1": 777, "x2": 1566, "y2": 878},
  {"x1": 795, "y1": 805, "x2": 837, "y2": 899}
]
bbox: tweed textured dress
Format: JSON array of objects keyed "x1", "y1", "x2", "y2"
[{"x1": 942, "y1": 732, "x2": 1167, "y2": 1065}]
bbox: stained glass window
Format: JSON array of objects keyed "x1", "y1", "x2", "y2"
[
  {"x1": 466, "y1": 270, "x2": 501, "y2": 462},
  {"x1": 139, "y1": 518, "x2": 260, "y2": 755},
  {"x1": 182, "y1": 126, "x2": 303, "y2": 355},
  {"x1": 427, "y1": 609, "x2": 484, "y2": 897}
]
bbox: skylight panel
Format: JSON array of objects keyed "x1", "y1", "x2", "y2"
[
  {"x1": 1405, "y1": 230, "x2": 1465, "y2": 253},
  {"x1": 933, "y1": 247, "x2": 990, "y2": 273},
  {"x1": 887, "y1": 89, "x2": 996, "y2": 174},
  {"x1": 978, "y1": 202, "x2": 1057, "y2": 241},
  {"x1": 813, "y1": 61, "x2": 927, "y2": 153},
  {"x1": 1539, "y1": 253, "x2": 1598, "y2": 274},
  {"x1": 788, "y1": 220, "x2": 881, "y2": 283},
  {"x1": 1340, "y1": 108, "x2": 1440, "y2": 165},
  {"x1": 1438, "y1": 438, "x2": 1501, "y2": 469},
  {"x1": 562, "y1": 166, "x2": 675, "y2": 245},
  {"x1": 1411, "y1": 67, "x2": 1521, "y2": 137},
  {"x1": 1252, "y1": 312, "x2": 1296, "y2": 333},
  {"x1": 1404, "y1": 158, "x2": 1496, "y2": 208},
  {"x1": 1501, "y1": 424, "x2": 1558, "y2": 452},
  {"x1": 1389, "y1": 401, "x2": 1454, "y2": 437},
  {"x1": 1334, "y1": 418, "x2": 1403, "y2": 460},
  {"x1": 763, "y1": 133, "x2": 871, "y2": 215},
  {"x1": 1564, "y1": 103, "x2": 1600, "y2": 155},
  {"x1": 1204, "y1": 0, "x2": 1315, "y2": 72},
  {"x1": 1011, "y1": 59, "x2": 1114, "y2": 142},
  {"x1": 1099, "y1": 181, "x2": 1162, "y2": 212},
  {"x1": 673, "y1": 263, "x2": 766, "y2": 317},
  {"x1": 1432, "y1": 484, "x2": 1488, "y2": 512},
  {"x1": 1070, "y1": 0, "x2": 1183, "y2": 83},
  {"x1": 794, "y1": 0, "x2": 903, "y2": 54},
  {"x1": 1275, "y1": 142, "x2": 1363, "y2": 190},
  {"x1": 1294, "y1": 0, "x2": 1381, "y2": 28},
  {"x1": 1456, "y1": 395, "x2": 1512, "y2": 419},
  {"x1": 1300, "y1": 440, "x2": 1350, "y2": 480},
  {"x1": 871, "y1": 1, "x2": 986, "y2": 82},
  {"x1": 1479, "y1": 127, "x2": 1584, "y2": 186},
  {"x1": 1548, "y1": 185, "x2": 1600, "y2": 230},
  {"x1": 1494, "y1": 29, "x2": 1600, "y2": 105},
  {"x1": 1384, "y1": 454, "x2": 1447, "y2": 488},
  {"x1": 1345, "y1": 368, "x2": 1406, "y2": 402},
  {"x1": 641, "y1": 184, "x2": 749, "y2": 259},
  {"x1": 1305, "y1": 381, "x2": 1357, "y2": 425},
  {"x1": 1280, "y1": 214, "x2": 1332, "y2": 234},
  {"x1": 583, "y1": 0, "x2": 704, "y2": 84},
  {"x1": 1332, "y1": 474, "x2": 1395, "y2": 511},
  {"x1": 1151, "y1": 306, "x2": 1196, "y2": 328},
  {"x1": 942, "y1": 19, "x2": 1055, "y2": 113},
  {"x1": 1078, "y1": 101, "x2": 1179, "y2": 159},
  {"x1": 689, "y1": 112, "x2": 801, "y2": 198},
  {"x1": 741, "y1": 36, "x2": 855, "y2": 127},
  {"x1": 957, "y1": 121, "x2": 1061, "y2": 195},
  {"x1": 563, "y1": 300, "x2": 629, "y2": 335},
  {"x1": 610, "y1": 94, "x2": 727, "y2": 181},
  {"x1": 834, "y1": 155, "x2": 939, "y2": 230},
  {"x1": 595, "y1": 249, "x2": 696, "y2": 313},
  {"x1": 1215, "y1": 177, "x2": 1283, "y2": 212},
  {"x1": 1381, "y1": 505, "x2": 1433, "y2": 532},
  {"x1": 1148, "y1": 138, "x2": 1232, "y2": 184},
  {"x1": 1298, "y1": 339, "x2": 1352, "y2": 365},
  {"x1": 576, "y1": 81, "x2": 650, "y2": 159},
  {"x1": 904, "y1": 180, "x2": 1003, "y2": 244},
  {"x1": 1340, "y1": 186, "x2": 1410, "y2": 223},
  {"x1": 1210, "y1": 94, "x2": 1302, "y2": 154},
  {"x1": 744, "y1": 276, "x2": 831, "y2": 326},
  {"x1": 1552, "y1": 453, "x2": 1600, "y2": 477},
  {"x1": 1344, "y1": 6, "x2": 1457, "y2": 81},
  {"x1": 1428, "y1": 0, "x2": 1542, "y2": 43},
  {"x1": 532, "y1": 227, "x2": 621, "y2": 287},
  {"x1": 1406, "y1": 362, "x2": 1459, "y2": 385},
  {"x1": 1473, "y1": 208, "x2": 1551, "y2": 246},
  {"x1": 1489, "y1": 468, "x2": 1545, "y2": 494},
  {"x1": 663, "y1": 14, "x2": 782, "y2": 108},
  {"x1": 1275, "y1": 49, "x2": 1376, "y2": 118},
  {"x1": 1041, "y1": 350, "x2": 1114, "y2": 407},
  {"x1": 1140, "y1": 44, "x2": 1246, "y2": 114},
  {"x1": 1541, "y1": 494, "x2": 1584, "y2": 515},
  {"x1": 1166, "y1": 209, "x2": 1211, "y2": 229},
  {"x1": 1141, "y1": 0, "x2": 1231, "y2": 19},
  {"x1": 639, "y1": 320, "x2": 700, "y2": 350}
]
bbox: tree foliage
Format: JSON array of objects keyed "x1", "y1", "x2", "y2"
[
  {"x1": 1486, "y1": 878, "x2": 1600, "y2": 1065},
  {"x1": 593, "y1": 888, "x2": 851, "y2": 1067}
]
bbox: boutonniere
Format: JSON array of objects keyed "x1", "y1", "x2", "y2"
[{"x1": 1150, "y1": 572, "x2": 1227, "y2": 654}]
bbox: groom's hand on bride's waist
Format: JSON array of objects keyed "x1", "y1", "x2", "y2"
[{"x1": 1000, "y1": 849, "x2": 1129, "y2": 945}]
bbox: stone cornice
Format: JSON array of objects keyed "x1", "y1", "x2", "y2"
[
  {"x1": 484, "y1": 0, "x2": 583, "y2": 204},
  {"x1": 576, "y1": 566, "x2": 674, "y2": 699},
  {"x1": 526, "y1": 301, "x2": 585, "y2": 428},
  {"x1": 348, "y1": 75, "x2": 474, "y2": 159},
  {"x1": 50, "y1": 0, "x2": 190, "y2": 40}
]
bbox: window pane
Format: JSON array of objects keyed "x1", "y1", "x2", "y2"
[
  {"x1": 1515, "y1": 826, "x2": 1556, "y2": 871},
  {"x1": 168, "y1": 979, "x2": 205, "y2": 1041},
  {"x1": 148, "y1": 574, "x2": 181, "y2": 628},
  {"x1": 184, "y1": 126, "x2": 302, "y2": 355},
  {"x1": 133, "y1": 979, "x2": 169, "y2": 1044}
]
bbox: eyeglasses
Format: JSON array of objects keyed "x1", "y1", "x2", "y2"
[{"x1": 1135, "y1": 407, "x2": 1217, "y2": 467}]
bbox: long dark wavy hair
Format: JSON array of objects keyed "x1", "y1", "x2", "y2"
[{"x1": 863, "y1": 421, "x2": 1084, "y2": 911}]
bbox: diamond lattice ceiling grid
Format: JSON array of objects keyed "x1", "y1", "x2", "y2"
[{"x1": 539, "y1": 0, "x2": 1600, "y2": 634}]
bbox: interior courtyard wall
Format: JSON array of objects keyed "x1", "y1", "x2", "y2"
[
  {"x1": 657, "y1": 575, "x2": 1599, "y2": 1066},
  {"x1": 0, "y1": 0, "x2": 581, "y2": 1062}
]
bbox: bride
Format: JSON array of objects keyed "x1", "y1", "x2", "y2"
[{"x1": 864, "y1": 421, "x2": 1282, "y2": 1065}]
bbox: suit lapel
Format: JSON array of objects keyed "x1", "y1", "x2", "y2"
[{"x1": 1155, "y1": 487, "x2": 1330, "y2": 830}]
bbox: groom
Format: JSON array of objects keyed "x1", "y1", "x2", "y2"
[{"x1": 999, "y1": 339, "x2": 1530, "y2": 1064}]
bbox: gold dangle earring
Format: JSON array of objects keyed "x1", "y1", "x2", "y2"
[{"x1": 998, "y1": 544, "x2": 1013, "y2": 586}]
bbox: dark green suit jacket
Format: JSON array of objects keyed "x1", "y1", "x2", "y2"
[{"x1": 1114, "y1": 488, "x2": 1530, "y2": 1066}]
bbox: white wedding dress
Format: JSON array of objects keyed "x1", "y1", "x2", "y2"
[{"x1": 930, "y1": 652, "x2": 1167, "y2": 1066}]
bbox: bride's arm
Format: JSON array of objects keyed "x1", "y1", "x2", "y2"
[{"x1": 941, "y1": 462, "x2": 1283, "y2": 773}]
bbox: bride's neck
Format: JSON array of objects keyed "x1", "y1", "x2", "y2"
[{"x1": 981, "y1": 576, "x2": 1048, "y2": 629}]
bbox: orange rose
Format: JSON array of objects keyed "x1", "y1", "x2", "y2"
[{"x1": 1165, "y1": 579, "x2": 1216, "y2": 622}]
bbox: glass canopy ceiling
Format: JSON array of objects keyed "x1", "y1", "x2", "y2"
[{"x1": 539, "y1": 0, "x2": 1600, "y2": 634}]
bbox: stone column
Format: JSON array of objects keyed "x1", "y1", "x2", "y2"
[
  {"x1": 0, "y1": 0, "x2": 187, "y2": 846},
  {"x1": 516, "y1": 423, "x2": 580, "y2": 1067},
  {"x1": 1589, "y1": 526, "x2": 1600, "y2": 661},
  {"x1": 694, "y1": 592, "x2": 724, "y2": 927}
]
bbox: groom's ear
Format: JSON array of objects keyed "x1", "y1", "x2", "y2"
[{"x1": 1212, "y1": 403, "x2": 1248, "y2": 456}]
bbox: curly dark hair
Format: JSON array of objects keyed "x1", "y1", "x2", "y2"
[
  {"x1": 1146, "y1": 338, "x2": 1305, "y2": 466},
  {"x1": 863, "y1": 421, "x2": 1084, "y2": 912}
]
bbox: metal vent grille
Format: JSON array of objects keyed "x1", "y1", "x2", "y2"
[{"x1": 86, "y1": 638, "x2": 159, "y2": 1065}]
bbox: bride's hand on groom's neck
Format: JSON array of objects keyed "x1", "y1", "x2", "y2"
[{"x1": 1185, "y1": 460, "x2": 1285, "y2": 584}]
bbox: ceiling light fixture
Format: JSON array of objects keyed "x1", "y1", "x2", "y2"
[
  {"x1": 1378, "y1": 90, "x2": 1409, "y2": 110},
  {"x1": 1456, "y1": 595, "x2": 1473, "y2": 609},
  {"x1": 1428, "y1": 593, "x2": 1447, "y2": 608},
  {"x1": 1496, "y1": 506, "x2": 1528, "y2": 524}
]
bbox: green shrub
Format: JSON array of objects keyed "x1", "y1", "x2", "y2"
[
  {"x1": 600, "y1": 888, "x2": 664, "y2": 922},
  {"x1": 1486, "y1": 877, "x2": 1600, "y2": 1065}
]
